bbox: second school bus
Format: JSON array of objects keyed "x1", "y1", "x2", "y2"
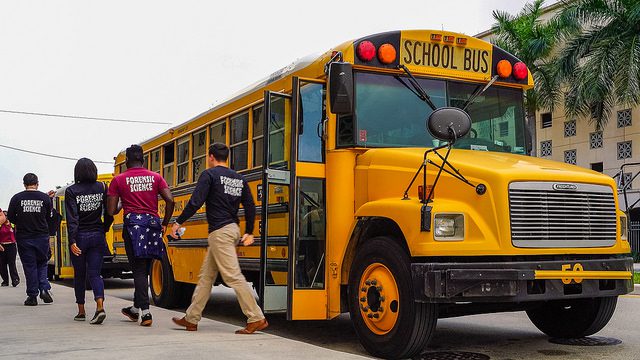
[{"x1": 111, "y1": 30, "x2": 633, "y2": 359}]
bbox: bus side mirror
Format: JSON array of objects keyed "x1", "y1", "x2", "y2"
[
  {"x1": 328, "y1": 62, "x2": 353, "y2": 115},
  {"x1": 427, "y1": 107, "x2": 472, "y2": 142}
]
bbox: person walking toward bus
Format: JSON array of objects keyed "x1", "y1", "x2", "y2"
[
  {"x1": 107, "y1": 144, "x2": 174, "y2": 327},
  {"x1": 7, "y1": 173, "x2": 54, "y2": 305},
  {"x1": 171, "y1": 142, "x2": 267, "y2": 334},
  {"x1": 0, "y1": 209, "x2": 20, "y2": 287},
  {"x1": 66, "y1": 158, "x2": 114, "y2": 324}
]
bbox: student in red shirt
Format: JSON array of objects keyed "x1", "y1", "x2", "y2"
[
  {"x1": 0, "y1": 209, "x2": 19, "y2": 287},
  {"x1": 107, "y1": 144, "x2": 174, "y2": 327}
]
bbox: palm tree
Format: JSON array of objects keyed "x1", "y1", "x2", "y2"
[
  {"x1": 492, "y1": 0, "x2": 571, "y2": 155},
  {"x1": 556, "y1": 0, "x2": 640, "y2": 130}
]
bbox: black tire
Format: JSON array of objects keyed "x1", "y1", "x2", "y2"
[
  {"x1": 526, "y1": 296, "x2": 618, "y2": 338},
  {"x1": 150, "y1": 252, "x2": 182, "y2": 308},
  {"x1": 348, "y1": 236, "x2": 437, "y2": 359}
]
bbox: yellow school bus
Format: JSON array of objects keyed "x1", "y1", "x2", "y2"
[
  {"x1": 111, "y1": 30, "x2": 633, "y2": 359},
  {"x1": 49, "y1": 174, "x2": 130, "y2": 280}
]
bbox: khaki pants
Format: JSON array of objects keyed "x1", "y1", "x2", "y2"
[{"x1": 185, "y1": 223, "x2": 265, "y2": 324}]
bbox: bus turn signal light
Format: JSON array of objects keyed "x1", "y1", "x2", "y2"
[
  {"x1": 496, "y1": 60, "x2": 512, "y2": 78},
  {"x1": 377, "y1": 43, "x2": 397, "y2": 64},
  {"x1": 357, "y1": 41, "x2": 376, "y2": 62},
  {"x1": 513, "y1": 61, "x2": 528, "y2": 80}
]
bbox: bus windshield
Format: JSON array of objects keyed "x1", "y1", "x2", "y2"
[{"x1": 354, "y1": 72, "x2": 527, "y2": 154}]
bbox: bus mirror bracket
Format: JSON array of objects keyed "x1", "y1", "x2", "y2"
[
  {"x1": 402, "y1": 107, "x2": 479, "y2": 216},
  {"x1": 328, "y1": 61, "x2": 353, "y2": 115}
]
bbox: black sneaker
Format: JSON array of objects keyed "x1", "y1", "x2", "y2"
[
  {"x1": 74, "y1": 313, "x2": 86, "y2": 321},
  {"x1": 11, "y1": 280, "x2": 19, "y2": 287},
  {"x1": 24, "y1": 296, "x2": 37, "y2": 306},
  {"x1": 90, "y1": 310, "x2": 106, "y2": 325},
  {"x1": 121, "y1": 306, "x2": 139, "y2": 322},
  {"x1": 140, "y1": 312, "x2": 153, "y2": 327},
  {"x1": 40, "y1": 290, "x2": 53, "y2": 304},
  {"x1": 0, "y1": 282, "x2": 8, "y2": 287}
]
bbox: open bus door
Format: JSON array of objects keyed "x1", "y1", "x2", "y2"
[{"x1": 259, "y1": 77, "x2": 328, "y2": 320}]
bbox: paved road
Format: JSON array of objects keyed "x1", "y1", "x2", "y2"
[
  {"x1": 97, "y1": 278, "x2": 640, "y2": 360},
  {"x1": 0, "y1": 271, "x2": 368, "y2": 360}
]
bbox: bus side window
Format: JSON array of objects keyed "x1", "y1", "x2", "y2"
[
  {"x1": 150, "y1": 149, "x2": 161, "y2": 173},
  {"x1": 230, "y1": 112, "x2": 249, "y2": 171},
  {"x1": 143, "y1": 153, "x2": 150, "y2": 170},
  {"x1": 163, "y1": 142, "x2": 175, "y2": 186},
  {"x1": 192, "y1": 129, "x2": 207, "y2": 180},
  {"x1": 210, "y1": 121, "x2": 227, "y2": 145},
  {"x1": 252, "y1": 106, "x2": 265, "y2": 168},
  {"x1": 177, "y1": 136, "x2": 190, "y2": 185},
  {"x1": 299, "y1": 82, "x2": 325, "y2": 163}
]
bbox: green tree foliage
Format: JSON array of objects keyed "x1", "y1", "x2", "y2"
[
  {"x1": 557, "y1": 0, "x2": 640, "y2": 130},
  {"x1": 492, "y1": 0, "x2": 572, "y2": 153}
]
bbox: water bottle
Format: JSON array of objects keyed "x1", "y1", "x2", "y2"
[{"x1": 177, "y1": 227, "x2": 186, "y2": 238}]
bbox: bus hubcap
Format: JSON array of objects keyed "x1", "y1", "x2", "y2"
[
  {"x1": 151, "y1": 260, "x2": 163, "y2": 295},
  {"x1": 358, "y1": 263, "x2": 399, "y2": 335}
]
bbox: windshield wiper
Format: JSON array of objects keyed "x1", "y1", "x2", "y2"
[
  {"x1": 461, "y1": 75, "x2": 498, "y2": 111},
  {"x1": 397, "y1": 65, "x2": 437, "y2": 111}
]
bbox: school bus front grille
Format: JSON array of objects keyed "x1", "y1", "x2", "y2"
[{"x1": 509, "y1": 182, "x2": 617, "y2": 248}]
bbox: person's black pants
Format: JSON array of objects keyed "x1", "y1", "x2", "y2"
[
  {"x1": 122, "y1": 227, "x2": 152, "y2": 310},
  {"x1": 0, "y1": 243, "x2": 20, "y2": 285}
]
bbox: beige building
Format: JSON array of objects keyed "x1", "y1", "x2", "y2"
[{"x1": 476, "y1": 2, "x2": 640, "y2": 213}]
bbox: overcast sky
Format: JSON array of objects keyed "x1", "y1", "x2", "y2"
[{"x1": 0, "y1": 0, "x2": 537, "y2": 207}]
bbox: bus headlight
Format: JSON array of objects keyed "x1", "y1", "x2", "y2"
[
  {"x1": 620, "y1": 215, "x2": 628, "y2": 241},
  {"x1": 434, "y1": 214, "x2": 464, "y2": 240}
]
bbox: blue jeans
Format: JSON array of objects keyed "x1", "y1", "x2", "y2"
[
  {"x1": 17, "y1": 235, "x2": 51, "y2": 297},
  {"x1": 70, "y1": 231, "x2": 106, "y2": 304}
]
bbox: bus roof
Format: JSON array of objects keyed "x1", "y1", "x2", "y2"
[{"x1": 115, "y1": 29, "x2": 531, "y2": 163}]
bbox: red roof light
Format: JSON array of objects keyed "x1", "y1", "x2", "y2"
[
  {"x1": 513, "y1": 61, "x2": 528, "y2": 80},
  {"x1": 356, "y1": 41, "x2": 376, "y2": 62}
]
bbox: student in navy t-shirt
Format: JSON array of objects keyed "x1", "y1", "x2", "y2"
[
  {"x1": 7, "y1": 173, "x2": 54, "y2": 306},
  {"x1": 107, "y1": 144, "x2": 174, "y2": 327}
]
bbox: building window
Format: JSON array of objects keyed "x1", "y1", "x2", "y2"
[
  {"x1": 230, "y1": 112, "x2": 249, "y2": 171},
  {"x1": 541, "y1": 112, "x2": 552, "y2": 128},
  {"x1": 617, "y1": 141, "x2": 632, "y2": 160},
  {"x1": 564, "y1": 120, "x2": 576, "y2": 137},
  {"x1": 564, "y1": 149, "x2": 576, "y2": 165},
  {"x1": 163, "y1": 142, "x2": 175, "y2": 186},
  {"x1": 622, "y1": 172, "x2": 633, "y2": 190},
  {"x1": 617, "y1": 109, "x2": 632, "y2": 128},
  {"x1": 499, "y1": 122, "x2": 509, "y2": 137},
  {"x1": 252, "y1": 106, "x2": 265, "y2": 167},
  {"x1": 590, "y1": 162, "x2": 603, "y2": 172},
  {"x1": 150, "y1": 149, "x2": 161, "y2": 173},
  {"x1": 589, "y1": 132, "x2": 603, "y2": 149},
  {"x1": 192, "y1": 130, "x2": 207, "y2": 180},
  {"x1": 540, "y1": 140, "x2": 552, "y2": 157}
]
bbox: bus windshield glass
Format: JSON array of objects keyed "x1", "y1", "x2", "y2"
[{"x1": 354, "y1": 72, "x2": 527, "y2": 154}]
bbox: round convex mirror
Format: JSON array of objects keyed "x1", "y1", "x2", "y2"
[{"x1": 426, "y1": 107, "x2": 472, "y2": 142}]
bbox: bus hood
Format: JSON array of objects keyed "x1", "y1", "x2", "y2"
[{"x1": 354, "y1": 147, "x2": 617, "y2": 205}]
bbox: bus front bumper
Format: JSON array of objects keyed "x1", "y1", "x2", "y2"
[{"x1": 411, "y1": 257, "x2": 634, "y2": 303}]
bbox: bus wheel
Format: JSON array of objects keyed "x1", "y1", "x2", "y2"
[
  {"x1": 526, "y1": 296, "x2": 618, "y2": 338},
  {"x1": 348, "y1": 236, "x2": 437, "y2": 359},
  {"x1": 150, "y1": 253, "x2": 181, "y2": 308}
]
